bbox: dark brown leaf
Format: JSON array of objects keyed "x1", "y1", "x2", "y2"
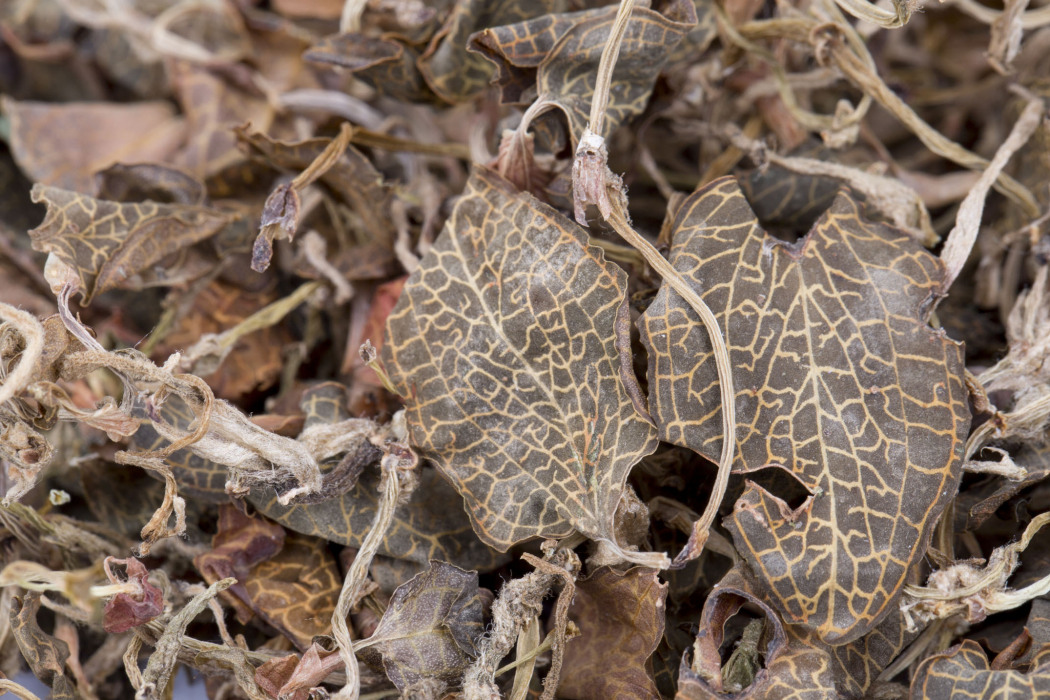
[
  {"x1": 358, "y1": 560, "x2": 483, "y2": 693},
  {"x1": 304, "y1": 33, "x2": 438, "y2": 103},
  {"x1": 9, "y1": 592, "x2": 77, "y2": 700},
  {"x1": 638, "y1": 177, "x2": 970, "y2": 643},
  {"x1": 470, "y1": 1, "x2": 696, "y2": 148},
  {"x1": 910, "y1": 639, "x2": 1050, "y2": 699},
  {"x1": 94, "y1": 162, "x2": 207, "y2": 205},
  {"x1": 559, "y1": 566, "x2": 667, "y2": 700},
  {"x1": 28, "y1": 184, "x2": 233, "y2": 304},
  {"x1": 381, "y1": 167, "x2": 659, "y2": 556}
]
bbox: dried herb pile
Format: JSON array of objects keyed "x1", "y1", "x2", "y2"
[{"x1": 0, "y1": 0, "x2": 1049, "y2": 698}]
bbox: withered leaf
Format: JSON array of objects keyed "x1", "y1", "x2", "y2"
[
  {"x1": 559, "y1": 566, "x2": 667, "y2": 700},
  {"x1": 470, "y1": 1, "x2": 696, "y2": 148},
  {"x1": 95, "y1": 162, "x2": 207, "y2": 205},
  {"x1": 381, "y1": 167, "x2": 659, "y2": 554},
  {"x1": 910, "y1": 639, "x2": 1050, "y2": 699},
  {"x1": 638, "y1": 177, "x2": 969, "y2": 643},
  {"x1": 358, "y1": 560, "x2": 483, "y2": 693},
  {"x1": 243, "y1": 532, "x2": 341, "y2": 650},
  {"x1": 2, "y1": 97, "x2": 185, "y2": 194},
  {"x1": 28, "y1": 185, "x2": 233, "y2": 304},
  {"x1": 304, "y1": 33, "x2": 438, "y2": 103},
  {"x1": 10, "y1": 592, "x2": 77, "y2": 700},
  {"x1": 417, "y1": 0, "x2": 565, "y2": 103},
  {"x1": 102, "y1": 558, "x2": 164, "y2": 634}
]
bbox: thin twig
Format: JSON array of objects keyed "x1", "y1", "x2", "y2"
[{"x1": 0, "y1": 303, "x2": 45, "y2": 407}]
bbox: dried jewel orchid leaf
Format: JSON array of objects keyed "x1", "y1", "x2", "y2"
[
  {"x1": 381, "y1": 167, "x2": 660, "y2": 557},
  {"x1": 94, "y1": 162, "x2": 207, "y2": 206},
  {"x1": 133, "y1": 392, "x2": 507, "y2": 572},
  {"x1": 678, "y1": 566, "x2": 913, "y2": 699},
  {"x1": 357, "y1": 560, "x2": 484, "y2": 693},
  {"x1": 2, "y1": 97, "x2": 186, "y2": 195},
  {"x1": 558, "y1": 566, "x2": 667, "y2": 700},
  {"x1": 242, "y1": 531, "x2": 341, "y2": 650},
  {"x1": 304, "y1": 33, "x2": 439, "y2": 104},
  {"x1": 470, "y1": 0, "x2": 696, "y2": 150},
  {"x1": 9, "y1": 592, "x2": 77, "y2": 700},
  {"x1": 417, "y1": 0, "x2": 566, "y2": 104},
  {"x1": 909, "y1": 639, "x2": 1050, "y2": 699},
  {"x1": 28, "y1": 185, "x2": 233, "y2": 305},
  {"x1": 102, "y1": 558, "x2": 164, "y2": 634},
  {"x1": 638, "y1": 177, "x2": 969, "y2": 643}
]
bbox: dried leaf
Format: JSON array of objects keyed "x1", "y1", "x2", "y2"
[
  {"x1": 9, "y1": 592, "x2": 77, "y2": 700},
  {"x1": 102, "y1": 558, "x2": 164, "y2": 634},
  {"x1": 243, "y1": 532, "x2": 341, "y2": 650},
  {"x1": 638, "y1": 177, "x2": 970, "y2": 642},
  {"x1": 909, "y1": 639, "x2": 1050, "y2": 699},
  {"x1": 470, "y1": 1, "x2": 696, "y2": 148},
  {"x1": 358, "y1": 560, "x2": 483, "y2": 693},
  {"x1": 28, "y1": 185, "x2": 233, "y2": 304},
  {"x1": 304, "y1": 33, "x2": 438, "y2": 103},
  {"x1": 381, "y1": 167, "x2": 660, "y2": 558},
  {"x1": 559, "y1": 566, "x2": 667, "y2": 700},
  {"x1": 2, "y1": 97, "x2": 185, "y2": 194}
]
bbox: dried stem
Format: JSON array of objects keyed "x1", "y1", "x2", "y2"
[{"x1": 587, "y1": 0, "x2": 637, "y2": 140}]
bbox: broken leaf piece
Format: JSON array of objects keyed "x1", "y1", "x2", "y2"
[
  {"x1": 357, "y1": 560, "x2": 483, "y2": 693},
  {"x1": 639, "y1": 177, "x2": 969, "y2": 643},
  {"x1": 559, "y1": 566, "x2": 667, "y2": 700},
  {"x1": 102, "y1": 557, "x2": 163, "y2": 634},
  {"x1": 9, "y1": 592, "x2": 77, "y2": 699},
  {"x1": 28, "y1": 185, "x2": 232, "y2": 304},
  {"x1": 381, "y1": 167, "x2": 660, "y2": 559},
  {"x1": 910, "y1": 639, "x2": 1050, "y2": 698}
]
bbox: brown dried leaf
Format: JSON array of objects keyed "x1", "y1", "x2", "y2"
[
  {"x1": 910, "y1": 639, "x2": 1050, "y2": 699},
  {"x1": 559, "y1": 566, "x2": 667, "y2": 700},
  {"x1": 381, "y1": 167, "x2": 659, "y2": 557},
  {"x1": 243, "y1": 532, "x2": 341, "y2": 650},
  {"x1": 304, "y1": 33, "x2": 438, "y2": 103},
  {"x1": 358, "y1": 560, "x2": 483, "y2": 693},
  {"x1": 28, "y1": 185, "x2": 233, "y2": 305},
  {"x1": 102, "y1": 558, "x2": 164, "y2": 634},
  {"x1": 2, "y1": 97, "x2": 185, "y2": 194},
  {"x1": 417, "y1": 0, "x2": 565, "y2": 104},
  {"x1": 94, "y1": 162, "x2": 206, "y2": 205},
  {"x1": 470, "y1": 1, "x2": 696, "y2": 148},
  {"x1": 638, "y1": 177, "x2": 970, "y2": 643},
  {"x1": 9, "y1": 592, "x2": 77, "y2": 700}
]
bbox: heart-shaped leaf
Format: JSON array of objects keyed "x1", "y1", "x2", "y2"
[
  {"x1": 638, "y1": 177, "x2": 970, "y2": 643},
  {"x1": 381, "y1": 167, "x2": 659, "y2": 557}
]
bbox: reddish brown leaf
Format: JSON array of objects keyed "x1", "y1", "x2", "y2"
[
  {"x1": 559, "y1": 566, "x2": 667, "y2": 700},
  {"x1": 102, "y1": 558, "x2": 164, "y2": 634},
  {"x1": 638, "y1": 177, "x2": 970, "y2": 643}
]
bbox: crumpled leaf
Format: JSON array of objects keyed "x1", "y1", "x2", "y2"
[
  {"x1": 358, "y1": 560, "x2": 483, "y2": 693},
  {"x1": 304, "y1": 33, "x2": 439, "y2": 103},
  {"x1": 194, "y1": 504, "x2": 286, "y2": 624},
  {"x1": 417, "y1": 0, "x2": 565, "y2": 103},
  {"x1": 95, "y1": 162, "x2": 207, "y2": 205},
  {"x1": 381, "y1": 167, "x2": 659, "y2": 556},
  {"x1": 102, "y1": 558, "x2": 164, "y2": 634},
  {"x1": 559, "y1": 566, "x2": 667, "y2": 700},
  {"x1": 243, "y1": 532, "x2": 341, "y2": 650},
  {"x1": 470, "y1": 0, "x2": 696, "y2": 149},
  {"x1": 2, "y1": 97, "x2": 185, "y2": 194},
  {"x1": 28, "y1": 184, "x2": 233, "y2": 304},
  {"x1": 638, "y1": 177, "x2": 970, "y2": 643},
  {"x1": 910, "y1": 639, "x2": 1050, "y2": 699},
  {"x1": 9, "y1": 592, "x2": 77, "y2": 700}
]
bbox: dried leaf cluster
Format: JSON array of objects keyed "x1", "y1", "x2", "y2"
[{"x1": 0, "y1": 0, "x2": 1048, "y2": 698}]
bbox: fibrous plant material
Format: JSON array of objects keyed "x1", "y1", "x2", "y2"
[{"x1": 0, "y1": 0, "x2": 1049, "y2": 698}]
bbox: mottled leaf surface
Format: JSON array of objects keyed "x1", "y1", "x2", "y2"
[
  {"x1": 470, "y1": 1, "x2": 696, "y2": 147},
  {"x1": 28, "y1": 185, "x2": 232, "y2": 304},
  {"x1": 359, "y1": 560, "x2": 483, "y2": 692},
  {"x1": 304, "y1": 33, "x2": 437, "y2": 103},
  {"x1": 910, "y1": 640, "x2": 1050, "y2": 699},
  {"x1": 639, "y1": 177, "x2": 969, "y2": 643},
  {"x1": 381, "y1": 167, "x2": 658, "y2": 552},
  {"x1": 559, "y1": 566, "x2": 667, "y2": 700},
  {"x1": 10, "y1": 593, "x2": 77, "y2": 700}
]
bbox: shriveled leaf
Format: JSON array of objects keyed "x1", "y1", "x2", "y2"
[
  {"x1": 470, "y1": 1, "x2": 696, "y2": 148},
  {"x1": 910, "y1": 639, "x2": 1050, "y2": 699},
  {"x1": 243, "y1": 532, "x2": 341, "y2": 650},
  {"x1": 381, "y1": 167, "x2": 659, "y2": 554},
  {"x1": 95, "y1": 162, "x2": 206, "y2": 205},
  {"x1": 304, "y1": 33, "x2": 438, "y2": 103},
  {"x1": 638, "y1": 177, "x2": 969, "y2": 643},
  {"x1": 194, "y1": 504, "x2": 286, "y2": 623},
  {"x1": 2, "y1": 97, "x2": 185, "y2": 194},
  {"x1": 102, "y1": 558, "x2": 164, "y2": 634},
  {"x1": 358, "y1": 560, "x2": 483, "y2": 692},
  {"x1": 9, "y1": 592, "x2": 77, "y2": 700},
  {"x1": 417, "y1": 0, "x2": 565, "y2": 103},
  {"x1": 28, "y1": 185, "x2": 233, "y2": 304},
  {"x1": 962, "y1": 441, "x2": 1050, "y2": 530},
  {"x1": 559, "y1": 566, "x2": 667, "y2": 700}
]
